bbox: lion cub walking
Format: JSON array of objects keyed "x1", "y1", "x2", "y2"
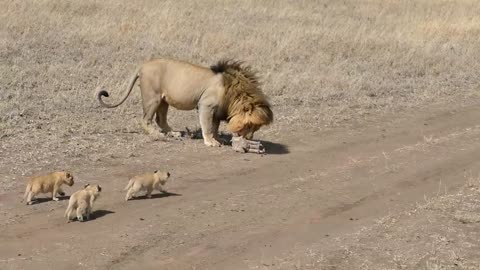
[
  {"x1": 125, "y1": 170, "x2": 170, "y2": 201},
  {"x1": 65, "y1": 184, "x2": 102, "y2": 222},
  {"x1": 22, "y1": 171, "x2": 74, "y2": 205}
]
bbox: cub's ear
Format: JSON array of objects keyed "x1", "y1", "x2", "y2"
[
  {"x1": 98, "y1": 185, "x2": 102, "y2": 192},
  {"x1": 167, "y1": 172, "x2": 171, "y2": 177},
  {"x1": 154, "y1": 170, "x2": 158, "y2": 173},
  {"x1": 84, "y1": 183, "x2": 90, "y2": 188}
]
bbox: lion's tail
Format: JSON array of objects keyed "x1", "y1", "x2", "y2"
[
  {"x1": 124, "y1": 179, "x2": 134, "y2": 191},
  {"x1": 97, "y1": 66, "x2": 141, "y2": 108},
  {"x1": 22, "y1": 183, "x2": 31, "y2": 202}
]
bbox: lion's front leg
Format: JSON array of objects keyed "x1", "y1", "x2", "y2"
[{"x1": 198, "y1": 105, "x2": 221, "y2": 147}]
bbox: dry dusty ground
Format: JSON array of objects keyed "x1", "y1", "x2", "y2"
[
  {"x1": 1, "y1": 0, "x2": 480, "y2": 269},
  {"x1": 2, "y1": 102, "x2": 480, "y2": 270}
]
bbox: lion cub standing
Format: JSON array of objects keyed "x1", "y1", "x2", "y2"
[
  {"x1": 65, "y1": 184, "x2": 102, "y2": 222},
  {"x1": 125, "y1": 170, "x2": 170, "y2": 201},
  {"x1": 22, "y1": 171, "x2": 74, "y2": 205}
]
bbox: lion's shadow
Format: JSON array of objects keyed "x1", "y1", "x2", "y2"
[{"x1": 180, "y1": 129, "x2": 289, "y2": 155}]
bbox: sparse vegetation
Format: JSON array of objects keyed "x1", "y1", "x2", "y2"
[{"x1": 1, "y1": 0, "x2": 479, "y2": 177}]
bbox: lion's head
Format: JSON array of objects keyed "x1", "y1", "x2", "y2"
[{"x1": 211, "y1": 60, "x2": 273, "y2": 139}]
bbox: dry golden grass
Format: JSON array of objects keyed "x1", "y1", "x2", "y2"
[{"x1": 1, "y1": 0, "x2": 479, "y2": 177}]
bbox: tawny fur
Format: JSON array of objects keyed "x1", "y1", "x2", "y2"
[
  {"x1": 97, "y1": 58, "x2": 273, "y2": 146},
  {"x1": 22, "y1": 171, "x2": 74, "y2": 205},
  {"x1": 124, "y1": 170, "x2": 170, "y2": 201},
  {"x1": 64, "y1": 184, "x2": 102, "y2": 222}
]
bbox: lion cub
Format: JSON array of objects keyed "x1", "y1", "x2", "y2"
[
  {"x1": 124, "y1": 170, "x2": 170, "y2": 201},
  {"x1": 22, "y1": 171, "x2": 74, "y2": 205},
  {"x1": 65, "y1": 184, "x2": 102, "y2": 222}
]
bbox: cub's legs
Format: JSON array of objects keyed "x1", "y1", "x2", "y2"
[
  {"x1": 76, "y1": 206, "x2": 85, "y2": 222},
  {"x1": 76, "y1": 200, "x2": 89, "y2": 222},
  {"x1": 65, "y1": 201, "x2": 75, "y2": 220},
  {"x1": 86, "y1": 207, "x2": 92, "y2": 220},
  {"x1": 52, "y1": 185, "x2": 60, "y2": 201},
  {"x1": 57, "y1": 187, "x2": 65, "y2": 196},
  {"x1": 26, "y1": 191, "x2": 35, "y2": 205},
  {"x1": 145, "y1": 187, "x2": 154, "y2": 199},
  {"x1": 125, "y1": 188, "x2": 135, "y2": 201},
  {"x1": 156, "y1": 183, "x2": 166, "y2": 193},
  {"x1": 125, "y1": 183, "x2": 142, "y2": 201}
]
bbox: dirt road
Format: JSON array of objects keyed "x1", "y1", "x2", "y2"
[{"x1": 1, "y1": 103, "x2": 480, "y2": 269}]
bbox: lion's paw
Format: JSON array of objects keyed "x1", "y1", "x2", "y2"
[{"x1": 204, "y1": 139, "x2": 222, "y2": 147}]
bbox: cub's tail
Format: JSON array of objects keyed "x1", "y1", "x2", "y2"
[
  {"x1": 124, "y1": 179, "x2": 134, "y2": 191},
  {"x1": 21, "y1": 183, "x2": 31, "y2": 202}
]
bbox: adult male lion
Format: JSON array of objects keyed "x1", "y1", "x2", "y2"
[{"x1": 97, "y1": 59, "x2": 273, "y2": 147}]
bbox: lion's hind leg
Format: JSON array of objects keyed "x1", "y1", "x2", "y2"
[
  {"x1": 156, "y1": 100, "x2": 183, "y2": 138},
  {"x1": 140, "y1": 92, "x2": 161, "y2": 135},
  {"x1": 155, "y1": 99, "x2": 173, "y2": 133}
]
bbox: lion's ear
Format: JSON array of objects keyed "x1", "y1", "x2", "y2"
[{"x1": 84, "y1": 183, "x2": 90, "y2": 188}]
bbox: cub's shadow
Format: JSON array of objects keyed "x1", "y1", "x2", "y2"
[
  {"x1": 69, "y1": 210, "x2": 115, "y2": 223},
  {"x1": 181, "y1": 129, "x2": 289, "y2": 155},
  {"x1": 129, "y1": 191, "x2": 182, "y2": 201},
  {"x1": 90, "y1": 210, "x2": 115, "y2": 220},
  {"x1": 32, "y1": 195, "x2": 70, "y2": 204}
]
